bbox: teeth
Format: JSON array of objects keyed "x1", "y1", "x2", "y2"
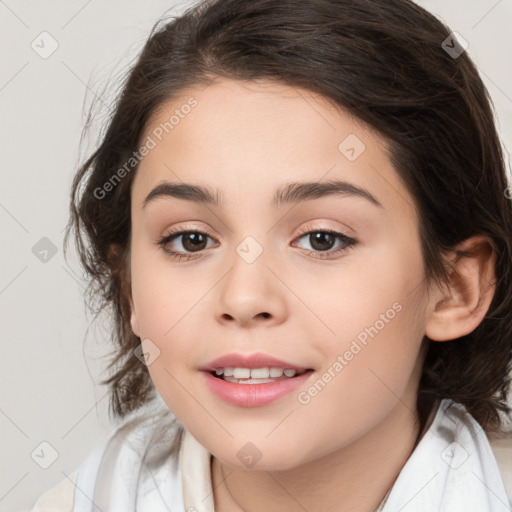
[
  {"x1": 224, "y1": 377, "x2": 279, "y2": 384},
  {"x1": 270, "y1": 367, "x2": 284, "y2": 377},
  {"x1": 214, "y1": 367, "x2": 300, "y2": 379},
  {"x1": 234, "y1": 368, "x2": 251, "y2": 379}
]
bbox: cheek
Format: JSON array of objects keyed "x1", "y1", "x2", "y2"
[
  {"x1": 129, "y1": 236, "x2": 205, "y2": 336},
  {"x1": 293, "y1": 235, "x2": 425, "y2": 351},
  {"x1": 129, "y1": 245, "x2": 186, "y2": 372},
  {"x1": 291, "y1": 290, "x2": 426, "y2": 462}
]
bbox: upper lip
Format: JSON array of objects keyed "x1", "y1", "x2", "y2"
[{"x1": 200, "y1": 352, "x2": 311, "y2": 372}]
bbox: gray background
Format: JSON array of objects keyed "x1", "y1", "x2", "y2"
[{"x1": 1, "y1": 1, "x2": 511, "y2": 511}]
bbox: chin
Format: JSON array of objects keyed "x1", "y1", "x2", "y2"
[{"x1": 212, "y1": 439, "x2": 309, "y2": 472}]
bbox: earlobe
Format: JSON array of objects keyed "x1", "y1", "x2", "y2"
[
  {"x1": 124, "y1": 276, "x2": 140, "y2": 338},
  {"x1": 129, "y1": 299, "x2": 141, "y2": 338},
  {"x1": 425, "y1": 236, "x2": 496, "y2": 342}
]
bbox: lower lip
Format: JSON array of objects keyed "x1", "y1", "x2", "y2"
[{"x1": 202, "y1": 370, "x2": 314, "y2": 407}]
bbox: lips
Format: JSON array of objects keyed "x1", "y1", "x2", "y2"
[
  {"x1": 202, "y1": 368, "x2": 315, "y2": 407},
  {"x1": 199, "y1": 351, "x2": 312, "y2": 373}
]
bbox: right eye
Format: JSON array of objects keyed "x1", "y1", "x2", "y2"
[{"x1": 157, "y1": 229, "x2": 217, "y2": 260}]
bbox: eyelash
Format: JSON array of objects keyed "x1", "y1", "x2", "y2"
[{"x1": 156, "y1": 225, "x2": 358, "y2": 262}]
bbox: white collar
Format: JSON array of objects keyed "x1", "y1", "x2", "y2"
[
  {"x1": 381, "y1": 399, "x2": 511, "y2": 511},
  {"x1": 181, "y1": 428, "x2": 215, "y2": 511},
  {"x1": 73, "y1": 399, "x2": 511, "y2": 511}
]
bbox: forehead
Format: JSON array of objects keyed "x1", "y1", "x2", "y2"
[
  {"x1": 132, "y1": 78, "x2": 415, "y2": 219},
  {"x1": 142, "y1": 78, "x2": 372, "y2": 150}
]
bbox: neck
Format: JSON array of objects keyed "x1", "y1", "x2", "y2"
[{"x1": 211, "y1": 398, "x2": 426, "y2": 512}]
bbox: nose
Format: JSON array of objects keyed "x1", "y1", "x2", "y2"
[{"x1": 214, "y1": 244, "x2": 288, "y2": 329}]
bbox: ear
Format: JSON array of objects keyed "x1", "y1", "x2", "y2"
[
  {"x1": 108, "y1": 243, "x2": 140, "y2": 338},
  {"x1": 425, "y1": 235, "x2": 496, "y2": 341}
]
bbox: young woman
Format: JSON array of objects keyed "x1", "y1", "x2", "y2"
[{"x1": 29, "y1": 0, "x2": 512, "y2": 510}]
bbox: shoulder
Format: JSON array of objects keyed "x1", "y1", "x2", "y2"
[
  {"x1": 27, "y1": 399, "x2": 185, "y2": 512},
  {"x1": 489, "y1": 432, "x2": 512, "y2": 505},
  {"x1": 442, "y1": 400, "x2": 512, "y2": 504},
  {"x1": 434, "y1": 400, "x2": 512, "y2": 507},
  {"x1": 382, "y1": 399, "x2": 512, "y2": 511},
  {"x1": 28, "y1": 471, "x2": 77, "y2": 512}
]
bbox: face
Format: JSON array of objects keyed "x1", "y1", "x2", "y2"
[{"x1": 128, "y1": 78, "x2": 430, "y2": 470}]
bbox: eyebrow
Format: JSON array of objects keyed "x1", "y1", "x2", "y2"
[{"x1": 142, "y1": 179, "x2": 383, "y2": 209}]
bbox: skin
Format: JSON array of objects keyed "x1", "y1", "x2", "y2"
[{"x1": 126, "y1": 79, "x2": 496, "y2": 512}]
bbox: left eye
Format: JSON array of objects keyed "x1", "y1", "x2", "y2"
[{"x1": 294, "y1": 229, "x2": 357, "y2": 254}]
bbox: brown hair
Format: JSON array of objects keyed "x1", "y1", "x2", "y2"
[{"x1": 65, "y1": 0, "x2": 512, "y2": 433}]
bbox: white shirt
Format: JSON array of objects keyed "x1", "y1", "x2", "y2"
[{"x1": 29, "y1": 398, "x2": 512, "y2": 512}]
